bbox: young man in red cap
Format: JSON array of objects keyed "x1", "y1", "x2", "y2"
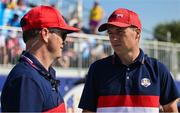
[
  {"x1": 79, "y1": 8, "x2": 179, "y2": 113},
  {"x1": 1, "y1": 5, "x2": 79, "y2": 112}
]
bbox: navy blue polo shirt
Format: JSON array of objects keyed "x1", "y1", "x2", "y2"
[
  {"x1": 79, "y1": 49, "x2": 180, "y2": 112},
  {"x1": 1, "y1": 51, "x2": 65, "y2": 112}
]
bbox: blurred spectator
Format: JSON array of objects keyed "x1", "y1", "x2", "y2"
[
  {"x1": 16, "y1": 0, "x2": 26, "y2": 10},
  {"x1": 7, "y1": 13, "x2": 20, "y2": 27},
  {"x1": 54, "y1": 36, "x2": 79, "y2": 68},
  {"x1": 80, "y1": 38, "x2": 96, "y2": 67},
  {"x1": 68, "y1": 16, "x2": 91, "y2": 34},
  {"x1": 0, "y1": 2, "x2": 4, "y2": 25},
  {"x1": 63, "y1": 37, "x2": 78, "y2": 67},
  {"x1": 5, "y1": 31, "x2": 22, "y2": 64},
  {"x1": 2, "y1": 6, "x2": 14, "y2": 26},
  {"x1": 14, "y1": 0, "x2": 30, "y2": 19},
  {"x1": 81, "y1": 39, "x2": 91, "y2": 59},
  {"x1": 1, "y1": 0, "x2": 30, "y2": 26},
  {"x1": 89, "y1": 1, "x2": 104, "y2": 34},
  {"x1": 91, "y1": 40, "x2": 107, "y2": 60},
  {"x1": 69, "y1": 16, "x2": 80, "y2": 28},
  {"x1": 16, "y1": 30, "x2": 25, "y2": 49},
  {"x1": 1, "y1": 0, "x2": 8, "y2": 8},
  {"x1": 0, "y1": 30, "x2": 8, "y2": 64},
  {"x1": 6, "y1": 0, "x2": 16, "y2": 9},
  {"x1": 58, "y1": 55, "x2": 70, "y2": 68}
]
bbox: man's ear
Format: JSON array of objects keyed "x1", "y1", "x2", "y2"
[
  {"x1": 136, "y1": 29, "x2": 141, "y2": 40},
  {"x1": 40, "y1": 28, "x2": 49, "y2": 43}
]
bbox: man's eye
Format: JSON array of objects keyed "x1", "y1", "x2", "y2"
[
  {"x1": 108, "y1": 33, "x2": 113, "y2": 36},
  {"x1": 118, "y1": 30, "x2": 123, "y2": 32}
]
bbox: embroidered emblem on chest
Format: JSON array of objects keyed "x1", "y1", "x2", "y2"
[{"x1": 141, "y1": 78, "x2": 151, "y2": 87}]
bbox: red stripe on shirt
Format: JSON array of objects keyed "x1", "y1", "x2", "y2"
[
  {"x1": 97, "y1": 95, "x2": 159, "y2": 108},
  {"x1": 43, "y1": 103, "x2": 66, "y2": 113}
]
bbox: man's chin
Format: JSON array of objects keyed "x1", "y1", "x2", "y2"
[
  {"x1": 56, "y1": 56, "x2": 61, "y2": 60},
  {"x1": 51, "y1": 56, "x2": 61, "y2": 66}
]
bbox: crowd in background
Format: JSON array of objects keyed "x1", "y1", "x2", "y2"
[
  {"x1": 0, "y1": 0, "x2": 35, "y2": 65},
  {"x1": 0, "y1": 0, "x2": 108, "y2": 68},
  {"x1": 0, "y1": 28, "x2": 110, "y2": 68}
]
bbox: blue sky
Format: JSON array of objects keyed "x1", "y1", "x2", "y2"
[{"x1": 81, "y1": 0, "x2": 180, "y2": 39}]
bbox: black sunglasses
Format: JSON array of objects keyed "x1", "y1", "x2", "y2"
[{"x1": 48, "y1": 28, "x2": 67, "y2": 41}]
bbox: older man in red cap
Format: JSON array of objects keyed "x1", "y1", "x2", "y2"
[
  {"x1": 1, "y1": 5, "x2": 79, "y2": 112},
  {"x1": 79, "y1": 8, "x2": 179, "y2": 113}
]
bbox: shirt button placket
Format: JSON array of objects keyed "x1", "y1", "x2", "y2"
[
  {"x1": 125, "y1": 67, "x2": 130, "y2": 91},
  {"x1": 126, "y1": 68, "x2": 130, "y2": 80}
]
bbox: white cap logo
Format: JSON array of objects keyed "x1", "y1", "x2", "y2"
[
  {"x1": 141, "y1": 78, "x2": 151, "y2": 87},
  {"x1": 116, "y1": 14, "x2": 123, "y2": 18}
]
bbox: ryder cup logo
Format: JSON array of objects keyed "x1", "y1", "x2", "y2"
[
  {"x1": 141, "y1": 78, "x2": 151, "y2": 87},
  {"x1": 116, "y1": 14, "x2": 124, "y2": 18},
  {"x1": 111, "y1": 14, "x2": 123, "y2": 19}
]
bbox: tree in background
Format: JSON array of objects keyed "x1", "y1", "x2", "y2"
[{"x1": 154, "y1": 21, "x2": 180, "y2": 43}]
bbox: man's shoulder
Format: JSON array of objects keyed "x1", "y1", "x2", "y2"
[
  {"x1": 8, "y1": 62, "x2": 38, "y2": 81},
  {"x1": 145, "y1": 55, "x2": 169, "y2": 72},
  {"x1": 92, "y1": 55, "x2": 113, "y2": 66},
  {"x1": 145, "y1": 55, "x2": 161, "y2": 64}
]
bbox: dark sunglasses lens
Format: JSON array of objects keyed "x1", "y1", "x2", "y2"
[{"x1": 49, "y1": 29, "x2": 67, "y2": 41}]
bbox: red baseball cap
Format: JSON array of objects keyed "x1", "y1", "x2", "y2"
[
  {"x1": 98, "y1": 8, "x2": 142, "y2": 32},
  {"x1": 20, "y1": 5, "x2": 79, "y2": 33}
]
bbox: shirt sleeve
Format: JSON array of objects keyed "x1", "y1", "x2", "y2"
[
  {"x1": 159, "y1": 63, "x2": 180, "y2": 105},
  {"x1": 1, "y1": 76, "x2": 44, "y2": 112},
  {"x1": 78, "y1": 64, "x2": 98, "y2": 112}
]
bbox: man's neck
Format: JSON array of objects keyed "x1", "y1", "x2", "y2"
[
  {"x1": 30, "y1": 50, "x2": 52, "y2": 71},
  {"x1": 117, "y1": 49, "x2": 140, "y2": 66},
  {"x1": 26, "y1": 39, "x2": 53, "y2": 71}
]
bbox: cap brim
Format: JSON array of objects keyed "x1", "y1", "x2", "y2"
[
  {"x1": 58, "y1": 26, "x2": 80, "y2": 33},
  {"x1": 98, "y1": 22, "x2": 130, "y2": 32}
]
